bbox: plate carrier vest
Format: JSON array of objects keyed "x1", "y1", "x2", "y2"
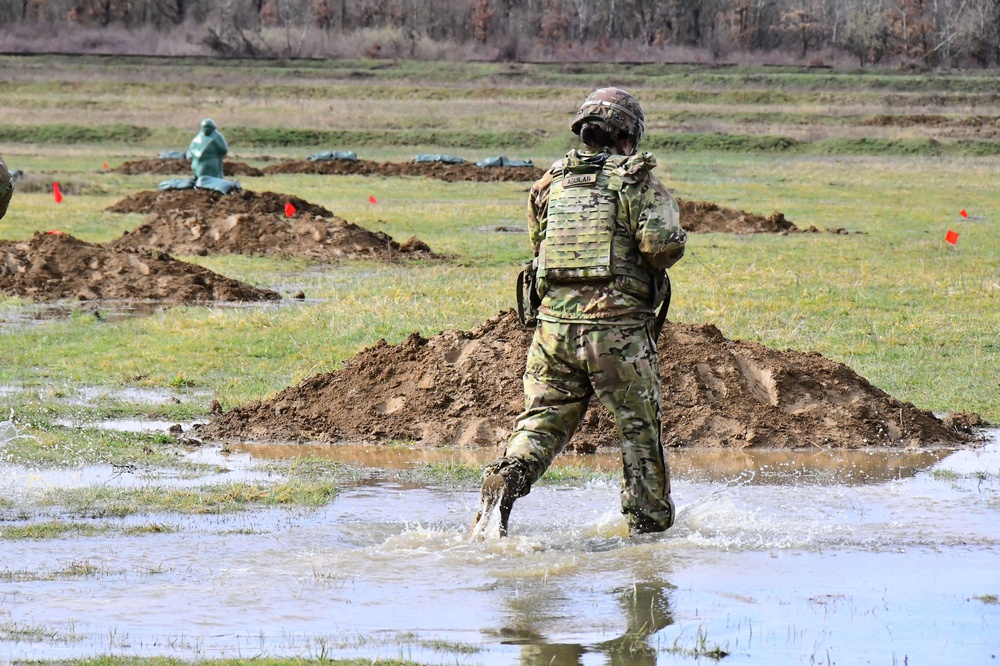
[{"x1": 537, "y1": 155, "x2": 655, "y2": 302}]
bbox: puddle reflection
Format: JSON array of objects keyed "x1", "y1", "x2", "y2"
[{"x1": 232, "y1": 441, "x2": 953, "y2": 485}]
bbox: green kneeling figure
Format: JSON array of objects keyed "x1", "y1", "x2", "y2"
[{"x1": 188, "y1": 118, "x2": 228, "y2": 179}]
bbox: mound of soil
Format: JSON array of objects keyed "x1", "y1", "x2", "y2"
[
  {"x1": 106, "y1": 189, "x2": 437, "y2": 262},
  {"x1": 111, "y1": 158, "x2": 264, "y2": 177},
  {"x1": 0, "y1": 232, "x2": 280, "y2": 303},
  {"x1": 677, "y1": 198, "x2": 800, "y2": 234},
  {"x1": 204, "y1": 310, "x2": 975, "y2": 450},
  {"x1": 262, "y1": 158, "x2": 545, "y2": 183},
  {"x1": 109, "y1": 211, "x2": 436, "y2": 262},
  {"x1": 106, "y1": 189, "x2": 334, "y2": 218}
]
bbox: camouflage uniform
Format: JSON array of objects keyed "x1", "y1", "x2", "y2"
[
  {"x1": 0, "y1": 154, "x2": 12, "y2": 219},
  {"x1": 479, "y1": 103, "x2": 687, "y2": 535}
]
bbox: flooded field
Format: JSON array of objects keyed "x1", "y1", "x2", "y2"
[{"x1": 1, "y1": 428, "x2": 998, "y2": 664}]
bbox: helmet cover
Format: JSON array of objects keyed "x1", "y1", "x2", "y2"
[{"x1": 570, "y1": 88, "x2": 645, "y2": 144}]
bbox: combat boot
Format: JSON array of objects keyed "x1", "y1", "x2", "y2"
[
  {"x1": 468, "y1": 471, "x2": 518, "y2": 539},
  {"x1": 628, "y1": 496, "x2": 675, "y2": 537}
]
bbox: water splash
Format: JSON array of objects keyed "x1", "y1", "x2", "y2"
[{"x1": 0, "y1": 409, "x2": 34, "y2": 449}]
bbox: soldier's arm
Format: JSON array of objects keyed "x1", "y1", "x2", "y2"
[
  {"x1": 632, "y1": 173, "x2": 686, "y2": 270},
  {"x1": 527, "y1": 170, "x2": 553, "y2": 256},
  {"x1": 0, "y1": 155, "x2": 12, "y2": 219}
]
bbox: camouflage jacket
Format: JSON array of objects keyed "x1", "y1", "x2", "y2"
[
  {"x1": 527, "y1": 149, "x2": 686, "y2": 323},
  {"x1": 0, "y1": 154, "x2": 12, "y2": 220}
]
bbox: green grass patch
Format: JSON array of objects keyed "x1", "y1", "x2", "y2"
[
  {"x1": 0, "y1": 123, "x2": 150, "y2": 144},
  {"x1": 974, "y1": 594, "x2": 999, "y2": 604},
  {"x1": 0, "y1": 520, "x2": 104, "y2": 540},
  {"x1": 40, "y1": 480, "x2": 340, "y2": 517},
  {"x1": 228, "y1": 127, "x2": 538, "y2": 149}
]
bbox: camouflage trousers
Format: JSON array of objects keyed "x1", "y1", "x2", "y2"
[{"x1": 489, "y1": 319, "x2": 673, "y2": 531}]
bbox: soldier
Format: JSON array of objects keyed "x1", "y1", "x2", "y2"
[
  {"x1": 470, "y1": 88, "x2": 687, "y2": 538},
  {"x1": 188, "y1": 118, "x2": 228, "y2": 179},
  {"x1": 0, "y1": 153, "x2": 13, "y2": 219}
]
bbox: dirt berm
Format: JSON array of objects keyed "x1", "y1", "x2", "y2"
[
  {"x1": 0, "y1": 232, "x2": 280, "y2": 303},
  {"x1": 106, "y1": 189, "x2": 438, "y2": 262},
  {"x1": 203, "y1": 310, "x2": 978, "y2": 450},
  {"x1": 111, "y1": 158, "x2": 264, "y2": 177},
  {"x1": 677, "y1": 198, "x2": 799, "y2": 234},
  {"x1": 262, "y1": 158, "x2": 545, "y2": 182}
]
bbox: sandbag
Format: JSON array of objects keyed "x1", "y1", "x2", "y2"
[
  {"x1": 194, "y1": 175, "x2": 241, "y2": 194},
  {"x1": 308, "y1": 150, "x2": 358, "y2": 162},
  {"x1": 158, "y1": 177, "x2": 196, "y2": 191},
  {"x1": 476, "y1": 156, "x2": 535, "y2": 168},
  {"x1": 414, "y1": 154, "x2": 466, "y2": 164}
]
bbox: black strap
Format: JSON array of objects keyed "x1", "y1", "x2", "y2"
[{"x1": 652, "y1": 272, "x2": 672, "y2": 341}]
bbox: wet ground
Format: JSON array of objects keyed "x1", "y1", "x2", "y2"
[{"x1": 1, "y1": 426, "x2": 997, "y2": 664}]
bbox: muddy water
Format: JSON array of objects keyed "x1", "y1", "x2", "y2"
[{"x1": 1, "y1": 433, "x2": 998, "y2": 664}]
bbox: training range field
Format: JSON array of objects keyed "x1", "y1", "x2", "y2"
[
  {"x1": 1, "y1": 55, "x2": 997, "y2": 420},
  {"x1": 0, "y1": 56, "x2": 998, "y2": 665}
]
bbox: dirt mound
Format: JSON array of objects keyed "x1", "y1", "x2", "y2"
[
  {"x1": 109, "y1": 211, "x2": 437, "y2": 262},
  {"x1": 105, "y1": 189, "x2": 437, "y2": 262},
  {"x1": 262, "y1": 158, "x2": 545, "y2": 182},
  {"x1": 677, "y1": 198, "x2": 800, "y2": 234},
  {"x1": 106, "y1": 189, "x2": 334, "y2": 218},
  {"x1": 111, "y1": 158, "x2": 264, "y2": 177},
  {"x1": 203, "y1": 310, "x2": 976, "y2": 450},
  {"x1": 0, "y1": 232, "x2": 280, "y2": 303}
]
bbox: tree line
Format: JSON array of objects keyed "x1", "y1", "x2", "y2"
[{"x1": 3, "y1": 0, "x2": 999, "y2": 67}]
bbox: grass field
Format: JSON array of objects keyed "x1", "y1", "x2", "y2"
[{"x1": 1, "y1": 55, "x2": 997, "y2": 452}]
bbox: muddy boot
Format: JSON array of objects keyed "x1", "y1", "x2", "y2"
[
  {"x1": 628, "y1": 496, "x2": 675, "y2": 537},
  {"x1": 468, "y1": 473, "x2": 517, "y2": 539}
]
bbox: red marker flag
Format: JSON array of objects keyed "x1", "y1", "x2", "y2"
[
  {"x1": 959, "y1": 209, "x2": 969, "y2": 218},
  {"x1": 369, "y1": 195, "x2": 377, "y2": 204},
  {"x1": 284, "y1": 201, "x2": 296, "y2": 217},
  {"x1": 53, "y1": 182, "x2": 63, "y2": 204},
  {"x1": 945, "y1": 230, "x2": 959, "y2": 245},
  {"x1": 103, "y1": 162, "x2": 109, "y2": 171},
  {"x1": 46, "y1": 230, "x2": 64, "y2": 235}
]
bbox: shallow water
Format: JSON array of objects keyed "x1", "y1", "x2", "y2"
[{"x1": 1, "y1": 432, "x2": 998, "y2": 664}]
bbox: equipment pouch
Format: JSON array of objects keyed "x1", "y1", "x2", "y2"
[{"x1": 516, "y1": 259, "x2": 541, "y2": 328}]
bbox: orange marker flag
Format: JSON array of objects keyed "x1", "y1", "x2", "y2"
[
  {"x1": 284, "y1": 201, "x2": 296, "y2": 217},
  {"x1": 103, "y1": 161, "x2": 109, "y2": 171},
  {"x1": 369, "y1": 195, "x2": 377, "y2": 204},
  {"x1": 959, "y1": 209, "x2": 969, "y2": 218},
  {"x1": 46, "y1": 230, "x2": 64, "y2": 235},
  {"x1": 53, "y1": 182, "x2": 63, "y2": 204},
  {"x1": 945, "y1": 230, "x2": 959, "y2": 245}
]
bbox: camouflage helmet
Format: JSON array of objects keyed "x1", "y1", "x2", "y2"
[{"x1": 570, "y1": 87, "x2": 645, "y2": 144}]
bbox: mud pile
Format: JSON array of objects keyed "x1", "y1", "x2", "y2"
[
  {"x1": 106, "y1": 189, "x2": 333, "y2": 217},
  {"x1": 106, "y1": 190, "x2": 437, "y2": 262},
  {"x1": 262, "y1": 158, "x2": 545, "y2": 182},
  {"x1": 204, "y1": 310, "x2": 975, "y2": 450},
  {"x1": 111, "y1": 158, "x2": 264, "y2": 177},
  {"x1": 0, "y1": 232, "x2": 280, "y2": 303},
  {"x1": 677, "y1": 198, "x2": 801, "y2": 234}
]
